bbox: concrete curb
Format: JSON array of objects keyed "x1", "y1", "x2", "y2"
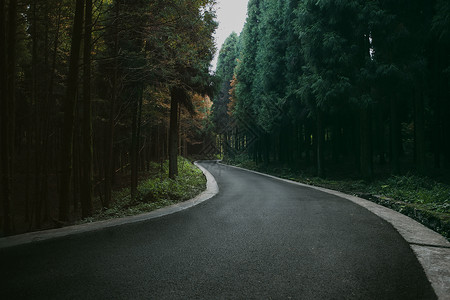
[
  {"x1": 219, "y1": 162, "x2": 450, "y2": 300},
  {"x1": 0, "y1": 161, "x2": 219, "y2": 250}
]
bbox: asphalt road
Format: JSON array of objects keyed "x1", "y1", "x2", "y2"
[{"x1": 1, "y1": 161, "x2": 436, "y2": 299}]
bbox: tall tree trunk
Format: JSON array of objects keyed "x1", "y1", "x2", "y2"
[
  {"x1": 1, "y1": 0, "x2": 17, "y2": 235},
  {"x1": 432, "y1": 98, "x2": 441, "y2": 168},
  {"x1": 374, "y1": 104, "x2": 386, "y2": 165},
  {"x1": 59, "y1": 0, "x2": 85, "y2": 221},
  {"x1": 390, "y1": 96, "x2": 401, "y2": 174},
  {"x1": 305, "y1": 124, "x2": 312, "y2": 164},
  {"x1": 0, "y1": 0, "x2": 11, "y2": 235},
  {"x1": 414, "y1": 90, "x2": 425, "y2": 172},
  {"x1": 40, "y1": 1, "x2": 62, "y2": 225},
  {"x1": 136, "y1": 84, "x2": 144, "y2": 169},
  {"x1": 130, "y1": 85, "x2": 143, "y2": 200},
  {"x1": 0, "y1": 0, "x2": 6, "y2": 230},
  {"x1": 317, "y1": 110, "x2": 325, "y2": 177},
  {"x1": 29, "y1": 0, "x2": 38, "y2": 225},
  {"x1": 80, "y1": 0, "x2": 94, "y2": 218},
  {"x1": 178, "y1": 105, "x2": 182, "y2": 156},
  {"x1": 169, "y1": 87, "x2": 181, "y2": 179},
  {"x1": 104, "y1": 1, "x2": 120, "y2": 208},
  {"x1": 130, "y1": 89, "x2": 138, "y2": 200},
  {"x1": 73, "y1": 126, "x2": 81, "y2": 211},
  {"x1": 360, "y1": 106, "x2": 373, "y2": 180},
  {"x1": 264, "y1": 133, "x2": 270, "y2": 166}
]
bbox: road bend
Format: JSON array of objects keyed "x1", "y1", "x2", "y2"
[{"x1": 1, "y1": 161, "x2": 436, "y2": 299}]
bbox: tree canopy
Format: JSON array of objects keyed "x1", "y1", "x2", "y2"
[
  {"x1": 212, "y1": 0, "x2": 450, "y2": 179},
  {"x1": 0, "y1": 0, "x2": 217, "y2": 234}
]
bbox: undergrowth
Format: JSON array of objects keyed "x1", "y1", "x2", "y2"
[{"x1": 81, "y1": 157, "x2": 206, "y2": 223}]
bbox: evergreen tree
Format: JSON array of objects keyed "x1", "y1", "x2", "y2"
[
  {"x1": 430, "y1": 0, "x2": 450, "y2": 167},
  {"x1": 234, "y1": 0, "x2": 263, "y2": 161},
  {"x1": 211, "y1": 32, "x2": 239, "y2": 154}
]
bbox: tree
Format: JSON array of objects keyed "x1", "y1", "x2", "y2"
[
  {"x1": 80, "y1": 0, "x2": 94, "y2": 218},
  {"x1": 165, "y1": 0, "x2": 217, "y2": 179},
  {"x1": 430, "y1": 0, "x2": 450, "y2": 168},
  {"x1": 102, "y1": 0, "x2": 121, "y2": 208},
  {"x1": 0, "y1": 0, "x2": 17, "y2": 235},
  {"x1": 212, "y1": 32, "x2": 239, "y2": 155},
  {"x1": 0, "y1": 0, "x2": 218, "y2": 235},
  {"x1": 234, "y1": 0, "x2": 263, "y2": 162},
  {"x1": 59, "y1": 0, "x2": 85, "y2": 221},
  {"x1": 225, "y1": 0, "x2": 442, "y2": 179},
  {"x1": 294, "y1": 0, "x2": 357, "y2": 177},
  {"x1": 0, "y1": 0, "x2": 7, "y2": 232}
]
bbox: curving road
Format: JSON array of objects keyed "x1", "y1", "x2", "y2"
[{"x1": 1, "y1": 161, "x2": 436, "y2": 299}]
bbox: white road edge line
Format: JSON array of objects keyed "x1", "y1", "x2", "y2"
[
  {"x1": 219, "y1": 162, "x2": 450, "y2": 300},
  {"x1": 0, "y1": 161, "x2": 219, "y2": 250}
]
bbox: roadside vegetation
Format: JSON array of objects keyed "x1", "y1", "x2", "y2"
[
  {"x1": 224, "y1": 156, "x2": 450, "y2": 240},
  {"x1": 0, "y1": 0, "x2": 216, "y2": 236},
  {"x1": 80, "y1": 157, "x2": 206, "y2": 223}
]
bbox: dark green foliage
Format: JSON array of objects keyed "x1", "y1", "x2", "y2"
[
  {"x1": 214, "y1": 0, "x2": 448, "y2": 178},
  {"x1": 211, "y1": 0, "x2": 449, "y2": 233},
  {"x1": 212, "y1": 32, "x2": 239, "y2": 133},
  {"x1": 254, "y1": 0, "x2": 287, "y2": 133},
  {"x1": 234, "y1": 0, "x2": 262, "y2": 125}
]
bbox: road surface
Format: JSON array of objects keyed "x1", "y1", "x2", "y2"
[{"x1": 1, "y1": 161, "x2": 436, "y2": 299}]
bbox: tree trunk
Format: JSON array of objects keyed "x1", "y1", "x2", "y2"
[
  {"x1": 130, "y1": 84, "x2": 143, "y2": 200},
  {"x1": 178, "y1": 105, "x2": 182, "y2": 156},
  {"x1": 389, "y1": 96, "x2": 401, "y2": 174},
  {"x1": 305, "y1": 124, "x2": 312, "y2": 164},
  {"x1": 136, "y1": 84, "x2": 143, "y2": 169},
  {"x1": 29, "y1": 0, "x2": 38, "y2": 225},
  {"x1": 264, "y1": 133, "x2": 270, "y2": 166},
  {"x1": 59, "y1": 0, "x2": 85, "y2": 221},
  {"x1": 73, "y1": 127, "x2": 81, "y2": 211},
  {"x1": 104, "y1": 1, "x2": 120, "y2": 208},
  {"x1": 80, "y1": 0, "x2": 94, "y2": 218},
  {"x1": 1, "y1": 0, "x2": 17, "y2": 235},
  {"x1": 317, "y1": 110, "x2": 325, "y2": 177},
  {"x1": 0, "y1": 0, "x2": 11, "y2": 235},
  {"x1": 130, "y1": 88, "x2": 139, "y2": 200},
  {"x1": 359, "y1": 106, "x2": 373, "y2": 180},
  {"x1": 104, "y1": 102, "x2": 115, "y2": 207},
  {"x1": 169, "y1": 88, "x2": 181, "y2": 179},
  {"x1": 374, "y1": 104, "x2": 386, "y2": 165},
  {"x1": 39, "y1": 2, "x2": 62, "y2": 225},
  {"x1": 414, "y1": 90, "x2": 425, "y2": 172}
]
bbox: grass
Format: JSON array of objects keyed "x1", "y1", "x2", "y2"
[
  {"x1": 223, "y1": 155, "x2": 450, "y2": 240},
  {"x1": 80, "y1": 157, "x2": 206, "y2": 223}
]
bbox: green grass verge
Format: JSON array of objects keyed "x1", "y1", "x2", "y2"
[
  {"x1": 223, "y1": 157, "x2": 450, "y2": 240},
  {"x1": 81, "y1": 157, "x2": 206, "y2": 223}
]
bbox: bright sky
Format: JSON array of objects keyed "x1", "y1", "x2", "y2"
[{"x1": 211, "y1": 0, "x2": 249, "y2": 72}]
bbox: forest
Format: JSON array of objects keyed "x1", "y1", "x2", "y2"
[
  {"x1": 0, "y1": 0, "x2": 217, "y2": 236},
  {"x1": 1, "y1": 0, "x2": 449, "y2": 238},
  {"x1": 210, "y1": 0, "x2": 450, "y2": 238},
  {"x1": 212, "y1": 0, "x2": 450, "y2": 178}
]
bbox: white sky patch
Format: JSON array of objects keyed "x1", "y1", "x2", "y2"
[{"x1": 211, "y1": 0, "x2": 249, "y2": 72}]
